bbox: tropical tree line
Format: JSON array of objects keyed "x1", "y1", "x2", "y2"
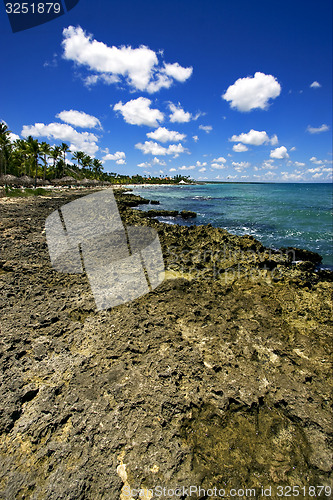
[{"x1": 0, "y1": 123, "x2": 192, "y2": 185}]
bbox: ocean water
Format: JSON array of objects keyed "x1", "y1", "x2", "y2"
[{"x1": 129, "y1": 183, "x2": 333, "y2": 268}]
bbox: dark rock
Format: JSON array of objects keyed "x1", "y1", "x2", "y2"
[
  {"x1": 144, "y1": 209, "x2": 179, "y2": 217},
  {"x1": 281, "y1": 246, "x2": 323, "y2": 264},
  {"x1": 180, "y1": 210, "x2": 197, "y2": 219}
]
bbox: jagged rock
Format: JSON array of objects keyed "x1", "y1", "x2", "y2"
[
  {"x1": 180, "y1": 210, "x2": 197, "y2": 218},
  {"x1": 0, "y1": 188, "x2": 332, "y2": 498}
]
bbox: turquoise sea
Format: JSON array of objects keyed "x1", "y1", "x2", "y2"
[{"x1": 130, "y1": 183, "x2": 333, "y2": 268}]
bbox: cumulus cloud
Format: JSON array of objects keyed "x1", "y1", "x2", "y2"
[
  {"x1": 211, "y1": 163, "x2": 227, "y2": 169},
  {"x1": 233, "y1": 143, "x2": 248, "y2": 152},
  {"x1": 147, "y1": 127, "x2": 186, "y2": 143},
  {"x1": 192, "y1": 135, "x2": 199, "y2": 142},
  {"x1": 310, "y1": 81, "x2": 321, "y2": 88},
  {"x1": 306, "y1": 124, "x2": 329, "y2": 134},
  {"x1": 270, "y1": 146, "x2": 289, "y2": 159},
  {"x1": 310, "y1": 157, "x2": 323, "y2": 165},
  {"x1": 21, "y1": 122, "x2": 99, "y2": 155},
  {"x1": 135, "y1": 140, "x2": 186, "y2": 156},
  {"x1": 62, "y1": 26, "x2": 192, "y2": 93},
  {"x1": 168, "y1": 103, "x2": 199, "y2": 123},
  {"x1": 261, "y1": 159, "x2": 276, "y2": 170},
  {"x1": 179, "y1": 165, "x2": 195, "y2": 170},
  {"x1": 163, "y1": 63, "x2": 193, "y2": 82},
  {"x1": 281, "y1": 172, "x2": 304, "y2": 181},
  {"x1": 102, "y1": 151, "x2": 126, "y2": 165},
  {"x1": 56, "y1": 110, "x2": 101, "y2": 129},
  {"x1": 113, "y1": 97, "x2": 164, "y2": 127},
  {"x1": 232, "y1": 161, "x2": 251, "y2": 171},
  {"x1": 222, "y1": 72, "x2": 281, "y2": 111},
  {"x1": 199, "y1": 125, "x2": 212, "y2": 133},
  {"x1": 212, "y1": 156, "x2": 227, "y2": 163},
  {"x1": 294, "y1": 161, "x2": 305, "y2": 167},
  {"x1": 199, "y1": 167, "x2": 206, "y2": 172},
  {"x1": 152, "y1": 157, "x2": 167, "y2": 165},
  {"x1": 230, "y1": 129, "x2": 278, "y2": 146},
  {"x1": 9, "y1": 132, "x2": 20, "y2": 142}
]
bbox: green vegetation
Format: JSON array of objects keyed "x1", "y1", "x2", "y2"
[
  {"x1": 0, "y1": 124, "x2": 192, "y2": 185},
  {"x1": 3, "y1": 187, "x2": 48, "y2": 197}
]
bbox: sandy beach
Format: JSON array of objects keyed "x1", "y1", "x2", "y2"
[{"x1": 0, "y1": 188, "x2": 332, "y2": 499}]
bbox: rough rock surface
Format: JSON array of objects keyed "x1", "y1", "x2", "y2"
[{"x1": 0, "y1": 188, "x2": 332, "y2": 499}]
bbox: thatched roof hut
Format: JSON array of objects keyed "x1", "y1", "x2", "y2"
[
  {"x1": 52, "y1": 176, "x2": 77, "y2": 186},
  {"x1": 19, "y1": 175, "x2": 34, "y2": 186},
  {"x1": 0, "y1": 174, "x2": 19, "y2": 186},
  {"x1": 77, "y1": 178, "x2": 93, "y2": 186}
]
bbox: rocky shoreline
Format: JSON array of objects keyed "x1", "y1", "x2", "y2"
[{"x1": 0, "y1": 188, "x2": 332, "y2": 499}]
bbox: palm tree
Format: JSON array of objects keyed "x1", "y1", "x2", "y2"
[
  {"x1": 72, "y1": 150, "x2": 85, "y2": 170},
  {"x1": 49, "y1": 145, "x2": 61, "y2": 178},
  {"x1": 92, "y1": 158, "x2": 103, "y2": 178},
  {"x1": 81, "y1": 154, "x2": 93, "y2": 175},
  {"x1": 60, "y1": 142, "x2": 70, "y2": 177},
  {"x1": 26, "y1": 136, "x2": 40, "y2": 188},
  {"x1": 39, "y1": 141, "x2": 51, "y2": 181},
  {"x1": 0, "y1": 122, "x2": 11, "y2": 177}
]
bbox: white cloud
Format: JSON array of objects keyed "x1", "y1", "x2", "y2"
[
  {"x1": 211, "y1": 163, "x2": 227, "y2": 169},
  {"x1": 147, "y1": 127, "x2": 186, "y2": 143},
  {"x1": 306, "y1": 124, "x2": 329, "y2": 134},
  {"x1": 199, "y1": 125, "x2": 212, "y2": 133},
  {"x1": 312, "y1": 172, "x2": 323, "y2": 178},
  {"x1": 192, "y1": 135, "x2": 199, "y2": 142},
  {"x1": 102, "y1": 151, "x2": 126, "y2": 165},
  {"x1": 152, "y1": 157, "x2": 166, "y2": 166},
  {"x1": 62, "y1": 26, "x2": 192, "y2": 93},
  {"x1": 222, "y1": 72, "x2": 281, "y2": 111},
  {"x1": 21, "y1": 122, "x2": 99, "y2": 156},
  {"x1": 294, "y1": 161, "x2": 305, "y2": 167},
  {"x1": 138, "y1": 162, "x2": 150, "y2": 168},
  {"x1": 163, "y1": 62, "x2": 193, "y2": 82},
  {"x1": 56, "y1": 110, "x2": 101, "y2": 129},
  {"x1": 196, "y1": 161, "x2": 207, "y2": 167},
  {"x1": 135, "y1": 141, "x2": 186, "y2": 156},
  {"x1": 230, "y1": 129, "x2": 278, "y2": 146},
  {"x1": 168, "y1": 102, "x2": 199, "y2": 123},
  {"x1": 199, "y1": 167, "x2": 206, "y2": 172},
  {"x1": 310, "y1": 156, "x2": 323, "y2": 165},
  {"x1": 310, "y1": 81, "x2": 321, "y2": 88},
  {"x1": 232, "y1": 161, "x2": 251, "y2": 171},
  {"x1": 9, "y1": 132, "x2": 20, "y2": 142},
  {"x1": 307, "y1": 167, "x2": 321, "y2": 173},
  {"x1": 212, "y1": 156, "x2": 227, "y2": 163},
  {"x1": 169, "y1": 168, "x2": 177, "y2": 172},
  {"x1": 270, "y1": 146, "x2": 289, "y2": 159},
  {"x1": 261, "y1": 159, "x2": 276, "y2": 170},
  {"x1": 113, "y1": 97, "x2": 164, "y2": 127},
  {"x1": 281, "y1": 172, "x2": 304, "y2": 181},
  {"x1": 233, "y1": 143, "x2": 248, "y2": 152},
  {"x1": 179, "y1": 165, "x2": 195, "y2": 170}
]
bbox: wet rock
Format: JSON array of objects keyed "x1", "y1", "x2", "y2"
[{"x1": 180, "y1": 210, "x2": 197, "y2": 219}]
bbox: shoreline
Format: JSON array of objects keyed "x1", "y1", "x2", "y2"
[{"x1": 0, "y1": 189, "x2": 332, "y2": 497}]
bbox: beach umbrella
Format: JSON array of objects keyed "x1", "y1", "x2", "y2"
[
  {"x1": 59, "y1": 176, "x2": 77, "y2": 185},
  {"x1": 0, "y1": 174, "x2": 19, "y2": 186},
  {"x1": 19, "y1": 175, "x2": 34, "y2": 186},
  {"x1": 78, "y1": 178, "x2": 93, "y2": 186}
]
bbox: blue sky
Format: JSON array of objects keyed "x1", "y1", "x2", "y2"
[{"x1": 1, "y1": 0, "x2": 332, "y2": 182}]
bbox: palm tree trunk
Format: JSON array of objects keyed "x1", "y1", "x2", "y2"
[{"x1": 34, "y1": 155, "x2": 38, "y2": 189}]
